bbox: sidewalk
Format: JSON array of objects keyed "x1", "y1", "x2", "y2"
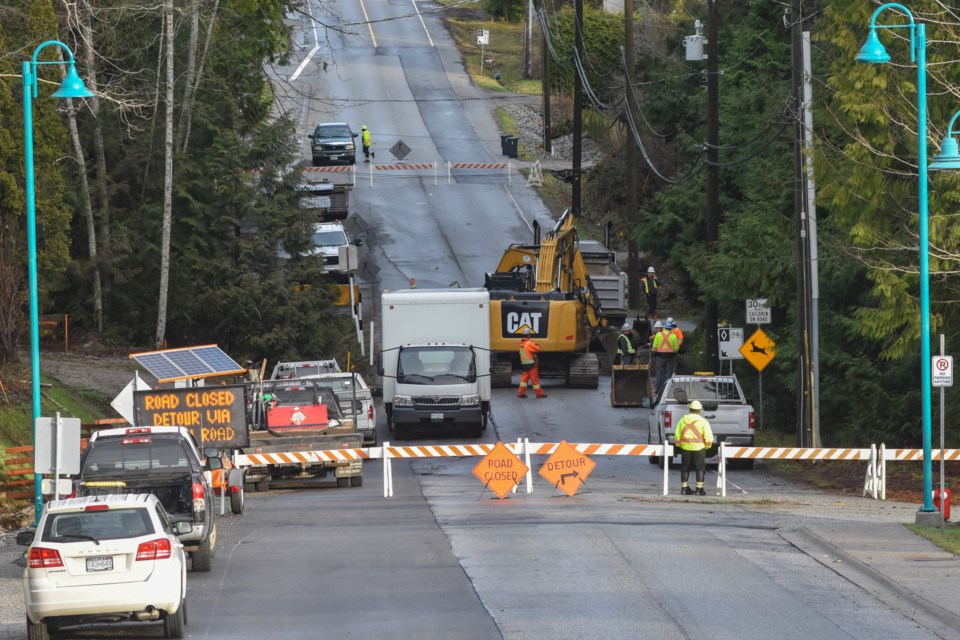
[{"x1": 783, "y1": 522, "x2": 960, "y2": 638}]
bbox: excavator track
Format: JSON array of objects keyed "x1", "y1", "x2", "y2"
[{"x1": 567, "y1": 353, "x2": 600, "y2": 389}]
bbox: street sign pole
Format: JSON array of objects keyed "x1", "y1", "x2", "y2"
[{"x1": 937, "y1": 334, "x2": 951, "y2": 533}]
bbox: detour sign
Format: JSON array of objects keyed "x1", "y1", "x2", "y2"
[
  {"x1": 134, "y1": 384, "x2": 249, "y2": 448},
  {"x1": 472, "y1": 442, "x2": 528, "y2": 499},
  {"x1": 538, "y1": 440, "x2": 595, "y2": 497}
]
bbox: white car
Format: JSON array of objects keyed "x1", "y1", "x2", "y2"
[{"x1": 18, "y1": 493, "x2": 190, "y2": 640}]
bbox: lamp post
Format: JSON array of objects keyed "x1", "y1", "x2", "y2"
[
  {"x1": 856, "y1": 4, "x2": 958, "y2": 523},
  {"x1": 22, "y1": 41, "x2": 93, "y2": 522}
]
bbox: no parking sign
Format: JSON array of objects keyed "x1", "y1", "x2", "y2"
[{"x1": 932, "y1": 355, "x2": 953, "y2": 387}]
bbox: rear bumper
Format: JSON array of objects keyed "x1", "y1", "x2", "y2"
[{"x1": 25, "y1": 563, "x2": 183, "y2": 622}]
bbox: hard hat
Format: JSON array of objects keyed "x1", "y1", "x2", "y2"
[
  {"x1": 666, "y1": 318, "x2": 676, "y2": 329},
  {"x1": 690, "y1": 400, "x2": 703, "y2": 411},
  {"x1": 621, "y1": 323, "x2": 632, "y2": 331},
  {"x1": 522, "y1": 327, "x2": 533, "y2": 336},
  {"x1": 647, "y1": 266, "x2": 656, "y2": 274},
  {"x1": 361, "y1": 125, "x2": 367, "y2": 130},
  {"x1": 654, "y1": 320, "x2": 664, "y2": 329}
]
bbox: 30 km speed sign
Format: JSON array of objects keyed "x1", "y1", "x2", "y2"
[
  {"x1": 745, "y1": 299, "x2": 771, "y2": 324},
  {"x1": 932, "y1": 355, "x2": 953, "y2": 387}
]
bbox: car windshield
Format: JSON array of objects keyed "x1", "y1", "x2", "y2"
[
  {"x1": 316, "y1": 124, "x2": 352, "y2": 138},
  {"x1": 43, "y1": 508, "x2": 155, "y2": 542},
  {"x1": 398, "y1": 346, "x2": 476, "y2": 384},
  {"x1": 82, "y1": 439, "x2": 196, "y2": 476},
  {"x1": 312, "y1": 229, "x2": 347, "y2": 247}
]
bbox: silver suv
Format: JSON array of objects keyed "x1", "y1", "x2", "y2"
[{"x1": 309, "y1": 122, "x2": 357, "y2": 166}]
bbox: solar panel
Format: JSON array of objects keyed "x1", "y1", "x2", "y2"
[{"x1": 130, "y1": 345, "x2": 246, "y2": 383}]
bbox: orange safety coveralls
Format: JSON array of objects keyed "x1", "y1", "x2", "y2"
[{"x1": 517, "y1": 337, "x2": 545, "y2": 398}]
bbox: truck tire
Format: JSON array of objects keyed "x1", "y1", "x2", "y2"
[
  {"x1": 337, "y1": 477, "x2": 350, "y2": 488},
  {"x1": 230, "y1": 485, "x2": 244, "y2": 514},
  {"x1": 191, "y1": 523, "x2": 216, "y2": 572},
  {"x1": 164, "y1": 599, "x2": 185, "y2": 638},
  {"x1": 350, "y1": 475, "x2": 363, "y2": 487},
  {"x1": 648, "y1": 455, "x2": 659, "y2": 465},
  {"x1": 26, "y1": 617, "x2": 49, "y2": 640}
]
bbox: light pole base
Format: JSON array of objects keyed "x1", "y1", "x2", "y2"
[{"x1": 915, "y1": 510, "x2": 942, "y2": 527}]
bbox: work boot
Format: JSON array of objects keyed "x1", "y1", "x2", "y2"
[
  {"x1": 536, "y1": 394, "x2": 548, "y2": 399},
  {"x1": 517, "y1": 394, "x2": 528, "y2": 399},
  {"x1": 681, "y1": 487, "x2": 694, "y2": 495},
  {"x1": 696, "y1": 487, "x2": 707, "y2": 496}
]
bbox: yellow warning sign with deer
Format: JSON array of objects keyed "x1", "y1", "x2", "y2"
[{"x1": 740, "y1": 328, "x2": 776, "y2": 372}]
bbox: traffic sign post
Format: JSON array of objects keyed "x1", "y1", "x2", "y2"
[
  {"x1": 740, "y1": 328, "x2": 776, "y2": 432},
  {"x1": 538, "y1": 441, "x2": 596, "y2": 497},
  {"x1": 932, "y1": 355, "x2": 953, "y2": 388},
  {"x1": 477, "y1": 30, "x2": 490, "y2": 75},
  {"x1": 935, "y1": 337, "x2": 951, "y2": 532},
  {"x1": 473, "y1": 442, "x2": 528, "y2": 499}
]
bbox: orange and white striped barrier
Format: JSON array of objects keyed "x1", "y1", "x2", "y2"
[
  {"x1": 717, "y1": 444, "x2": 876, "y2": 498},
  {"x1": 878, "y1": 445, "x2": 960, "y2": 500},
  {"x1": 368, "y1": 162, "x2": 438, "y2": 187},
  {"x1": 234, "y1": 448, "x2": 370, "y2": 466},
  {"x1": 447, "y1": 161, "x2": 512, "y2": 186},
  {"x1": 302, "y1": 165, "x2": 356, "y2": 187},
  {"x1": 379, "y1": 439, "x2": 672, "y2": 498}
]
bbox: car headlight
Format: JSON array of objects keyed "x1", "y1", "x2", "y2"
[
  {"x1": 347, "y1": 142, "x2": 355, "y2": 151},
  {"x1": 394, "y1": 395, "x2": 413, "y2": 407},
  {"x1": 461, "y1": 394, "x2": 480, "y2": 407}
]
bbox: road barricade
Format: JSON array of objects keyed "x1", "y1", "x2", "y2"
[
  {"x1": 878, "y1": 445, "x2": 960, "y2": 500},
  {"x1": 446, "y1": 161, "x2": 512, "y2": 186},
  {"x1": 717, "y1": 443, "x2": 877, "y2": 498}
]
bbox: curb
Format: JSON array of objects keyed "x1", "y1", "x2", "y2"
[{"x1": 780, "y1": 527, "x2": 960, "y2": 639}]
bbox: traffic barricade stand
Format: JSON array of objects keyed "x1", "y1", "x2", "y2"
[
  {"x1": 718, "y1": 445, "x2": 875, "y2": 498},
  {"x1": 879, "y1": 445, "x2": 960, "y2": 501}
]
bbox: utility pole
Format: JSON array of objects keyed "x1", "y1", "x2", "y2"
[
  {"x1": 624, "y1": 0, "x2": 639, "y2": 307},
  {"x1": 541, "y1": 0, "x2": 551, "y2": 155},
  {"x1": 705, "y1": 0, "x2": 719, "y2": 366},
  {"x1": 789, "y1": 1, "x2": 813, "y2": 446},
  {"x1": 572, "y1": 0, "x2": 583, "y2": 217},
  {"x1": 524, "y1": 0, "x2": 533, "y2": 79}
]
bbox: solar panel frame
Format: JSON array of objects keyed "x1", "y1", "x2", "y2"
[{"x1": 131, "y1": 345, "x2": 246, "y2": 383}]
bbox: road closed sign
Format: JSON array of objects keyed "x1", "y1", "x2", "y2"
[
  {"x1": 473, "y1": 442, "x2": 528, "y2": 499},
  {"x1": 539, "y1": 440, "x2": 595, "y2": 497},
  {"x1": 932, "y1": 355, "x2": 953, "y2": 387},
  {"x1": 134, "y1": 385, "x2": 250, "y2": 448}
]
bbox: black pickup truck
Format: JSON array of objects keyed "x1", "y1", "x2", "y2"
[{"x1": 75, "y1": 426, "x2": 221, "y2": 571}]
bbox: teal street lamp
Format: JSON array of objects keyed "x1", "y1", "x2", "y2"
[
  {"x1": 856, "y1": 4, "x2": 960, "y2": 522},
  {"x1": 22, "y1": 41, "x2": 93, "y2": 522},
  {"x1": 930, "y1": 111, "x2": 960, "y2": 171}
]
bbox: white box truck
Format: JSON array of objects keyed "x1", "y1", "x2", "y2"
[{"x1": 379, "y1": 288, "x2": 492, "y2": 439}]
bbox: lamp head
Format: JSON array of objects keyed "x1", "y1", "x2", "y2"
[
  {"x1": 930, "y1": 136, "x2": 960, "y2": 171},
  {"x1": 856, "y1": 28, "x2": 891, "y2": 64},
  {"x1": 52, "y1": 63, "x2": 93, "y2": 99}
]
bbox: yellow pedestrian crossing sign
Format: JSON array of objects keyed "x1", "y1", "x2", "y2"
[{"x1": 740, "y1": 328, "x2": 776, "y2": 372}]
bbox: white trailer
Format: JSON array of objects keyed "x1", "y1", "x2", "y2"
[{"x1": 379, "y1": 288, "x2": 491, "y2": 439}]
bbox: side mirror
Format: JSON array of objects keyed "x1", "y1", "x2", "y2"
[
  {"x1": 173, "y1": 521, "x2": 193, "y2": 535},
  {"x1": 352, "y1": 132, "x2": 359, "y2": 138},
  {"x1": 206, "y1": 456, "x2": 223, "y2": 470},
  {"x1": 203, "y1": 447, "x2": 219, "y2": 458},
  {"x1": 308, "y1": 133, "x2": 315, "y2": 140},
  {"x1": 353, "y1": 237, "x2": 363, "y2": 247},
  {"x1": 16, "y1": 530, "x2": 35, "y2": 546}
]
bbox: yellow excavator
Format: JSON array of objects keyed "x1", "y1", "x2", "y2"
[{"x1": 484, "y1": 210, "x2": 613, "y2": 388}]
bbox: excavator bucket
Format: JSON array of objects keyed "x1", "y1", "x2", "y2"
[{"x1": 610, "y1": 352, "x2": 653, "y2": 407}]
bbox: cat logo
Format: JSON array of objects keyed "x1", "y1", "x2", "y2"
[{"x1": 502, "y1": 301, "x2": 549, "y2": 338}]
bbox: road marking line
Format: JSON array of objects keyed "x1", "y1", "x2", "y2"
[
  {"x1": 412, "y1": 0, "x2": 434, "y2": 47},
  {"x1": 360, "y1": 0, "x2": 378, "y2": 48}
]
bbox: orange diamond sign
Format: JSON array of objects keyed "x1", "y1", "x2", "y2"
[
  {"x1": 538, "y1": 440, "x2": 596, "y2": 497},
  {"x1": 739, "y1": 328, "x2": 776, "y2": 372},
  {"x1": 473, "y1": 442, "x2": 529, "y2": 499}
]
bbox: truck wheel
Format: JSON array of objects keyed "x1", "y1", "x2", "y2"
[
  {"x1": 337, "y1": 477, "x2": 349, "y2": 488},
  {"x1": 648, "y1": 456, "x2": 660, "y2": 465},
  {"x1": 255, "y1": 478, "x2": 270, "y2": 492},
  {"x1": 163, "y1": 599, "x2": 185, "y2": 638},
  {"x1": 26, "y1": 617, "x2": 49, "y2": 640},
  {"x1": 191, "y1": 524, "x2": 215, "y2": 572},
  {"x1": 350, "y1": 475, "x2": 363, "y2": 487},
  {"x1": 229, "y1": 470, "x2": 245, "y2": 514}
]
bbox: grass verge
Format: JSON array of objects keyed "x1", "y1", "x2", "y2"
[{"x1": 906, "y1": 523, "x2": 960, "y2": 554}]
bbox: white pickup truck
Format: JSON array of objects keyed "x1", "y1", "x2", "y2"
[{"x1": 648, "y1": 374, "x2": 756, "y2": 469}]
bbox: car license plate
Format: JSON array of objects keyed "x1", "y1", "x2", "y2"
[
  {"x1": 431, "y1": 412, "x2": 444, "y2": 421},
  {"x1": 86, "y1": 556, "x2": 113, "y2": 572}
]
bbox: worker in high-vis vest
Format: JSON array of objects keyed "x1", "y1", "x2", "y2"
[
  {"x1": 517, "y1": 328, "x2": 547, "y2": 399},
  {"x1": 616, "y1": 323, "x2": 637, "y2": 365},
  {"x1": 674, "y1": 400, "x2": 714, "y2": 495},
  {"x1": 651, "y1": 320, "x2": 679, "y2": 395},
  {"x1": 666, "y1": 317, "x2": 683, "y2": 349}
]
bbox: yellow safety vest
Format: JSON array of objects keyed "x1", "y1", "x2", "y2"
[
  {"x1": 653, "y1": 330, "x2": 678, "y2": 354},
  {"x1": 674, "y1": 414, "x2": 714, "y2": 451},
  {"x1": 617, "y1": 332, "x2": 636, "y2": 356}
]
